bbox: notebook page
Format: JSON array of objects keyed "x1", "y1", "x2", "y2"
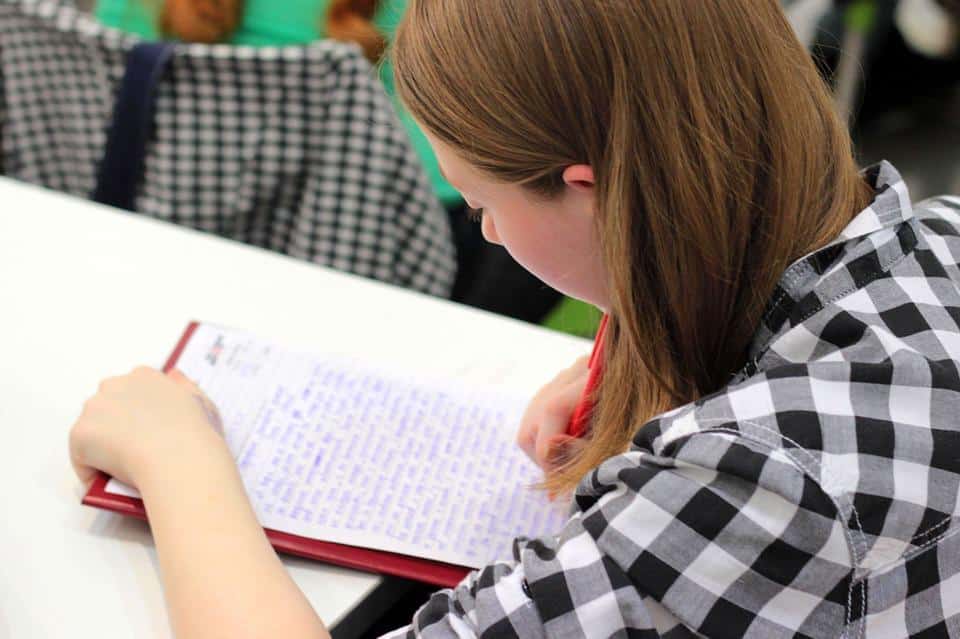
[{"x1": 108, "y1": 323, "x2": 571, "y2": 568}]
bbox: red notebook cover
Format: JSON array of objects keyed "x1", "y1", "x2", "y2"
[{"x1": 82, "y1": 322, "x2": 471, "y2": 589}]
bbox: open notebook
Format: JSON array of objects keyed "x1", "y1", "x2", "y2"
[{"x1": 84, "y1": 322, "x2": 571, "y2": 587}]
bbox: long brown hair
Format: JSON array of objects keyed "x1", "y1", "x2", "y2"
[
  {"x1": 394, "y1": 0, "x2": 872, "y2": 493},
  {"x1": 158, "y1": 0, "x2": 385, "y2": 62}
]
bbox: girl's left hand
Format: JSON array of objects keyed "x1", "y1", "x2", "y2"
[{"x1": 69, "y1": 367, "x2": 228, "y2": 490}]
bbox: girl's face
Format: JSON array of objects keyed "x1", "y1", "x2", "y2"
[{"x1": 427, "y1": 134, "x2": 610, "y2": 310}]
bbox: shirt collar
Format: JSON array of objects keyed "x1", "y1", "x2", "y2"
[
  {"x1": 738, "y1": 161, "x2": 915, "y2": 375},
  {"x1": 834, "y1": 160, "x2": 914, "y2": 244},
  {"x1": 774, "y1": 160, "x2": 913, "y2": 291}
]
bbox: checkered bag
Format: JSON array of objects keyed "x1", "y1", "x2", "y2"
[{"x1": 0, "y1": 0, "x2": 456, "y2": 297}]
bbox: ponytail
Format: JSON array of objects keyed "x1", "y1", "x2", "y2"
[{"x1": 326, "y1": 0, "x2": 386, "y2": 62}]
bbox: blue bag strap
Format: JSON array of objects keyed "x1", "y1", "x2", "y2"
[{"x1": 92, "y1": 42, "x2": 175, "y2": 211}]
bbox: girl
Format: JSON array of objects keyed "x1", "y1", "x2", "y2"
[{"x1": 69, "y1": 1, "x2": 960, "y2": 637}]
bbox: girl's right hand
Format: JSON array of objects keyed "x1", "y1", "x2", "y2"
[{"x1": 517, "y1": 355, "x2": 590, "y2": 470}]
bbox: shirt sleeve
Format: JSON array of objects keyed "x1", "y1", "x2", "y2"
[{"x1": 380, "y1": 430, "x2": 856, "y2": 638}]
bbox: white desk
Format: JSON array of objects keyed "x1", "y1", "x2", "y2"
[{"x1": 0, "y1": 178, "x2": 592, "y2": 637}]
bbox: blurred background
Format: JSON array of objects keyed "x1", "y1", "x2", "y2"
[
  {"x1": 786, "y1": 0, "x2": 959, "y2": 201},
  {"x1": 10, "y1": 0, "x2": 960, "y2": 339}
]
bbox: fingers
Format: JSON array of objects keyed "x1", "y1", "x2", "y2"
[
  {"x1": 534, "y1": 416, "x2": 563, "y2": 468},
  {"x1": 519, "y1": 375, "x2": 590, "y2": 470},
  {"x1": 518, "y1": 354, "x2": 593, "y2": 470},
  {"x1": 166, "y1": 368, "x2": 199, "y2": 390},
  {"x1": 517, "y1": 418, "x2": 537, "y2": 462},
  {"x1": 570, "y1": 354, "x2": 591, "y2": 373},
  {"x1": 533, "y1": 382, "x2": 583, "y2": 467},
  {"x1": 549, "y1": 355, "x2": 592, "y2": 388},
  {"x1": 98, "y1": 367, "x2": 162, "y2": 396},
  {"x1": 169, "y1": 369, "x2": 217, "y2": 411},
  {"x1": 195, "y1": 394, "x2": 225, "y2": 436},
  {"x1": 543, "y1": 434, "x2": 576, "y2": 468},
  {"x1": 168, "y1": 369, "x2": 223, "y2": 434},
  {"x1": 68, "y1": 409, "x2": 99, "y2": 486},
  {"x1": 70, "y1": 450, "x2": 98, "y2": 487}
]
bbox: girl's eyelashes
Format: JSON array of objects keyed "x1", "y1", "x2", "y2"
[{"x1": 466, "y1": 207, "x2": 484, "y2": 223}]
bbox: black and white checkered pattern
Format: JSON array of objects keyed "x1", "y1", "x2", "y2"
[
  {"x1": 0, "y1": 0, "x2": 456, "y2": 297},
  {"x1": 383, "y1": 163, "x2": 960, "y2": 638}
]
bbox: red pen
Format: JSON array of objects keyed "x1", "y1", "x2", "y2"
[{"x1": 566, "y1": 314, "x2": 608, "y2": 438}]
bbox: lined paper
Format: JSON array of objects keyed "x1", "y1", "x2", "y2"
[{"x1": 107, "y1": 324, "x2": 570, "y2": 568}]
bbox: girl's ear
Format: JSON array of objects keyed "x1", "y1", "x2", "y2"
[{"x1": 562, "y1": 165, "x2": 595, "y2": 192}]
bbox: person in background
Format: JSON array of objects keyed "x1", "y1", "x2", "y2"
[{"x1": 95, "y1": 0, "x2": 459, "y2": 212}]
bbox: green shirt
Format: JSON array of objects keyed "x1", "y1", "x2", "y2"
[{"x1": 95, "y1": 0, "x2": 461, "y2": 207}]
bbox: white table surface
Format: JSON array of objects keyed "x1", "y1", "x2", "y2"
[{"x1": 0, "y1": 178, "x2": 592, "y2": 638}]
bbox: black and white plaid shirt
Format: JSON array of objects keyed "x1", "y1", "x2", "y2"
[
  {"x1": 0, "y1": 0, "x2": 456, "y2": 297},
  {"x1": 385, "y1": 163, "x2": 960, "y2": 638}
]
